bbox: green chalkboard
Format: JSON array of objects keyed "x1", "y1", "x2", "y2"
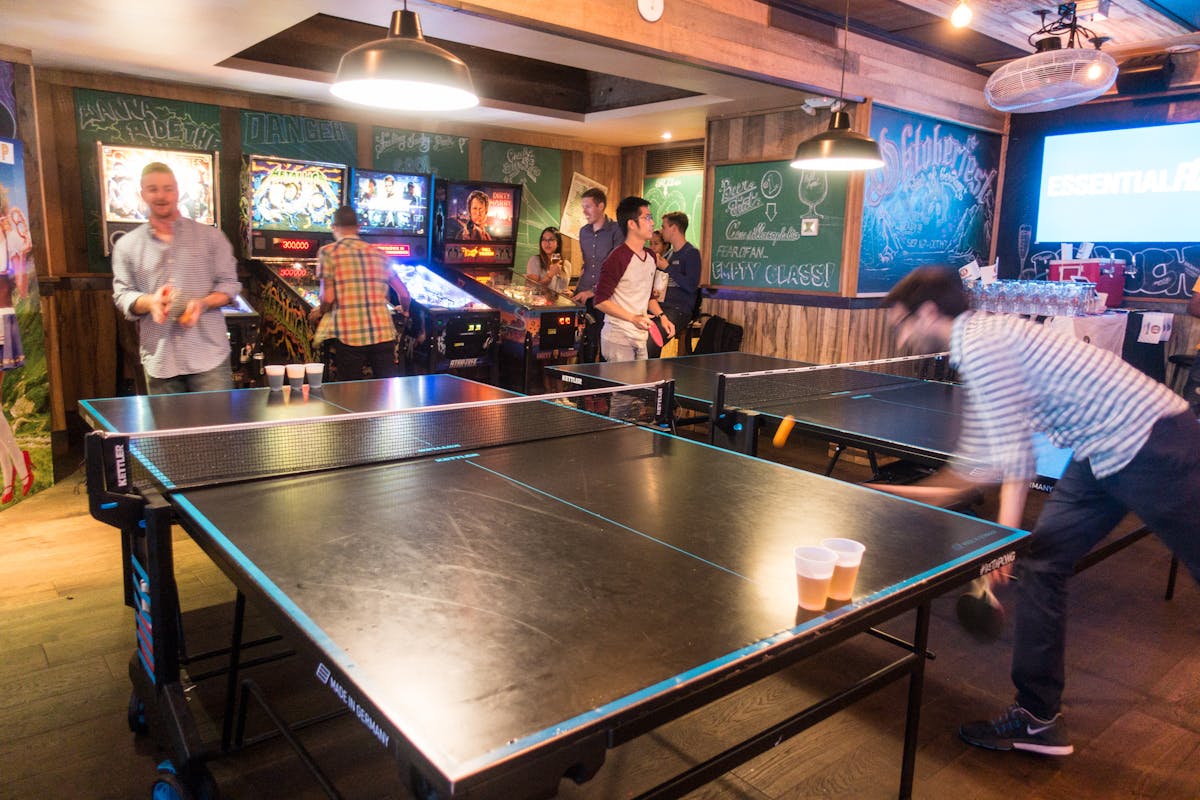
[
  {"x1": 373, "y1": 127, "x2": 469, "y2": 179},
  {"x1": 709, "y1": 160, "x2": 846, "y2": 293},
  {"x1": 643, "y1": 170, "x2": 704, "y2": 248}
]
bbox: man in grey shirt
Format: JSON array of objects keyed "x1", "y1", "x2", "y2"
[
  {"x1": 572, "y1": 187, "x2": 622, "y2": 362},
  {"x1": 112, "y1": 162, "x2": 241, "y2": 394}
]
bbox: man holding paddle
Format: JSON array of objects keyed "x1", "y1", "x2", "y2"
[
  {"x1": 879, "y1": 265, "x2": 1199, "y2": 758},
  {"x1": 593, "y1": 197, "x2": 673, "y2": 362}
]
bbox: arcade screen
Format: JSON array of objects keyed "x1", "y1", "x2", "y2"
[
  {"x1": 437, "y1": 181, "x2": 522, "y2": 245},
  {"x1": 247, "y1": 156, "x2": 345, "y2": 234},
  {"x1": 352, "y1": 169, "x2": 429, "y2": 236},
  {"x1": 99, "y1": 144, "x2": 217, "y2": 225}
]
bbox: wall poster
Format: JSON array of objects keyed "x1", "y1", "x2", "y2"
[{"x1": 0, "y1": 138, "x2": 50, "y2": 510}]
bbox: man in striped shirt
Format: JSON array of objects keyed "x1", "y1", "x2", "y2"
[
  {"x1": 112, "y1": 162, "x2": 241, "y2": 394},
  {"x1": 310, "y1": 207, "x2": 410, "y2": 381},
  {"x1": 882, "y1": 265, "x2": 1198, "y2": 757}
]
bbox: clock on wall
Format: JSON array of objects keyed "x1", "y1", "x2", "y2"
[{"x1": 638, "y1": 0, "x2": 664, "y2": 23}]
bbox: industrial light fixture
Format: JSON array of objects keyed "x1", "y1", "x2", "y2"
[
  {"x1": 790, "y1": 0, "x2": 884, "y2": 171},
  {"x1": 985, "y1": 5, "x2": 1118, "y2": 113},
  {"x1": 950, "y1": 0, "x2": 973, "y2": 28},
  {"x1": 331, "y1": 2, "x2": 478, "y2": 112}
]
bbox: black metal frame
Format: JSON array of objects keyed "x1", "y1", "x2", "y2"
[{"x1": 86, "y1": 428, "x2": 1021, "y2": 799}]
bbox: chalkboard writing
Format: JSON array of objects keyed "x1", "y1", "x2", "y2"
[
  {"x1": 241, "y1": 111, "x2": 356, "y2": 166},
  {"x1": 860, "y1": 105, "x2": 1000, "y2": 295},
  {"x1": 709, "y1": 160, "x2": 845, "y2": 292},
  {"x1": 374, "y1": 127, "x2": 468, "y2": 179}
]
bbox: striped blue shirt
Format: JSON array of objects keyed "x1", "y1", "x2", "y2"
[
  {"x1": 112, "y1": 218, "x2": 241, "y2": 379},
  {"x1": 950, "y1": 311, "x2": 1187, "y2": 481}
]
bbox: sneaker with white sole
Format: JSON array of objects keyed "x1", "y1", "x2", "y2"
[{"x1": 959, "y1": 704, "x2": 1074, "y2": 756}]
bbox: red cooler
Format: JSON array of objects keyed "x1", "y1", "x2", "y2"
[{"x1": 1048, "y1": 259, "x2": 1126, "y2": 308}]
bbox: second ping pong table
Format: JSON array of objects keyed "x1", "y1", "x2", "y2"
[
  {"x1": 84, "y1": 375, "x2": 1026, "y2": 800},
  {"x1": 548, "y1": 351, "x2": 965, "y2": 475}
]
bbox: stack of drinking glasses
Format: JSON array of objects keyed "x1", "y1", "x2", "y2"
[{"x1": 965, "y1": 279, "x2": 1098, "y2": 317}]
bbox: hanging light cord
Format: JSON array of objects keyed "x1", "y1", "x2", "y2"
[{"x1": 838, "y1": 0, "x2": 850, "y2": 101}]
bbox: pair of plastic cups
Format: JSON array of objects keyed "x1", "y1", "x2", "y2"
[
  {"x1": 264, "y1": 363, "x2": 324, "y2": 391},
  {"x1": 794, "y1": 538, "x2": 866, "y2": 611}
]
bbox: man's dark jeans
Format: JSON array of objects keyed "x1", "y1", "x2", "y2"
[{"x1": 1013, "y1": 411, "x2": 1200, "y2": 719}]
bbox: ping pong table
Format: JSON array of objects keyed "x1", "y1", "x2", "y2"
[
  {"x1": 548, "y1": 352, "x2": 963, "y2": 475},
  {"x1": 84, "y1": 375, "x2": 1026, "y2": 800}
]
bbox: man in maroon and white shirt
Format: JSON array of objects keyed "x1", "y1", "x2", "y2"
[{"x1": 593, "y1": 196, "x2": 674, "y2": 362}]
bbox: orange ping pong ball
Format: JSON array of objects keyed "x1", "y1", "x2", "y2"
[{"x1": 772, "y1": 415, "x2": 795, "y2": 448}]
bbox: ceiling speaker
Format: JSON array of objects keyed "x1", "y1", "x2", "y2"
[{"x1": 1116, "y1": 54, "x2": 1174, "y2": 95}]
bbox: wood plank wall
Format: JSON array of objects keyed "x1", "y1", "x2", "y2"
[{"x1": 26, "y1": 68, "x2": 624, "y2": 435}]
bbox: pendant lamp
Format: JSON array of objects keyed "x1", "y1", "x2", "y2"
[
  {"x1": 790, "y1": 0, "x2": 884, "y2": 172},
  {"x1": 331, "y1": 4, "x2": 479, "y2": 112}
]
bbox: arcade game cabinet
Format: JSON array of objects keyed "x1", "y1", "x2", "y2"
[
  {"x1": 349, "y1": 168, "x2": 500, "y2": 380},
  {"x1": 241, "y1": 155, "x2": 345, "y2": 365}
]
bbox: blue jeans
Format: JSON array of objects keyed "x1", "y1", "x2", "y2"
[
  {"x1": 1012, "y1": 411, "x2": 1200, "y2": 719},
  {"x1": 147, "y1": 362, "x2": 234, "y2": 395}
]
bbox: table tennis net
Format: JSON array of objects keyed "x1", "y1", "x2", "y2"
[
  {"x1": 104, "y1": 383, "x2": 667, "y2": 492},
  {"x1": 716, "y1": 353, "x2": 954, "y2": 413}
]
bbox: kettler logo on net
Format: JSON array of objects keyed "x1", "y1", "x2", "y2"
[
  {"x1": 315, "y1": 663, "x2": 389, "y2": 748},
  {"x1": 113, "y1": 444, "x2": 128, "y2": 488}
]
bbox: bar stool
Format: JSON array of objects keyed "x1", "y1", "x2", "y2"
[{"x1": 1168, "y1": 352, "x2": 1195, "y2": 395}]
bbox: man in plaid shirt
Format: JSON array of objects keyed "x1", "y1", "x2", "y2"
[{"x1": 310, "y1": 206, "x2": 411, "y2": 381}]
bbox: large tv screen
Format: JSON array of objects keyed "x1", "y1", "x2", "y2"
[
  {"x1": 99, "y1": 144, "x2": 217, "y2": 225},
  {"x1": 247, "y1": 156, "x2": 345, "y2": 234},
  {"x1": 440, "y1": 181, "x2": 521, "y2": 244},
  {"x1": 351, "y1": 169, "x2": 429, "y2": 236},
  {"x1": 1036, "y1": 120, "x2": 1200, "y2": 243}
]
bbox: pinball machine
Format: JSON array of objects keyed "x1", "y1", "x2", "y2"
[
  {"x1": 431, "y1": 179, "x2": 522, "y2": 280},
  {"x1": 240, "y1": 154, "x2": 345, "y2": 365},
  {"x1": 350, "y1": 168, "x2": 501, "y2": 380}
]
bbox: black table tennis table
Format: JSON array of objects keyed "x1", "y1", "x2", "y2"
[
  {"x1": 83, "y1": 375, "x2": 1027, "y2": 800},
  {"x1": 548, "y1": 352, "x2": 964, "y2": 475}
]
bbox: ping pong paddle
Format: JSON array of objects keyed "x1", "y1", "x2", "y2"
[
  {"x1": 647, "y1": 317, "x2": 665, "y2": 348},
  {"x1": 956, "y1": 578, "x2": 1005, "y2": 641}
]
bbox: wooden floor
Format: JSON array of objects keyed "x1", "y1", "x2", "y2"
[{"x1": 1, "y1": 439, "x2": 1197, "y2": 800}]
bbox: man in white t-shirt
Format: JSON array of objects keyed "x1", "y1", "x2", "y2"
[{"x1": 593, "y1": 196, "x2": 673, "y2": 362}]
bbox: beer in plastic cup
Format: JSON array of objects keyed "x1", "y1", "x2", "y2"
[
  {"x1": 286, "y1": 364, "x2": 305, "y2": 390},
  {"x1": 305, "y1": 363, "x2": 325, "y2": 389},
  {"x1": 264, "y1": 365, "x2": 285, "y2": 391},
  {"x1": 821, "y1": 538, "x2": 866, "y2": 601},
  {"x1": 794, "y1": 546, "x2": 838, "y2": 611}
]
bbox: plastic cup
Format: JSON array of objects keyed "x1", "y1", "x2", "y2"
[
  {"x1": 286, "y1": 364, "x2": 305, "y2": 390},
  {"x1": 794, "y1": 546, "x2": 838, "y2": 611},
  {"x1": 305, "y1": 362, "x2": 325, "y2": 389},
  {"x1": 264, "y1": 365, "x2": 285, "y2": 391},
  {"x1": 821, "y1": 538, "x2": 866, "y2": 601}
]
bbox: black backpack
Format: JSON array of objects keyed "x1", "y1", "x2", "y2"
[{"x1": 692, "y1": 314, "x2": 743, "y2": 355}]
